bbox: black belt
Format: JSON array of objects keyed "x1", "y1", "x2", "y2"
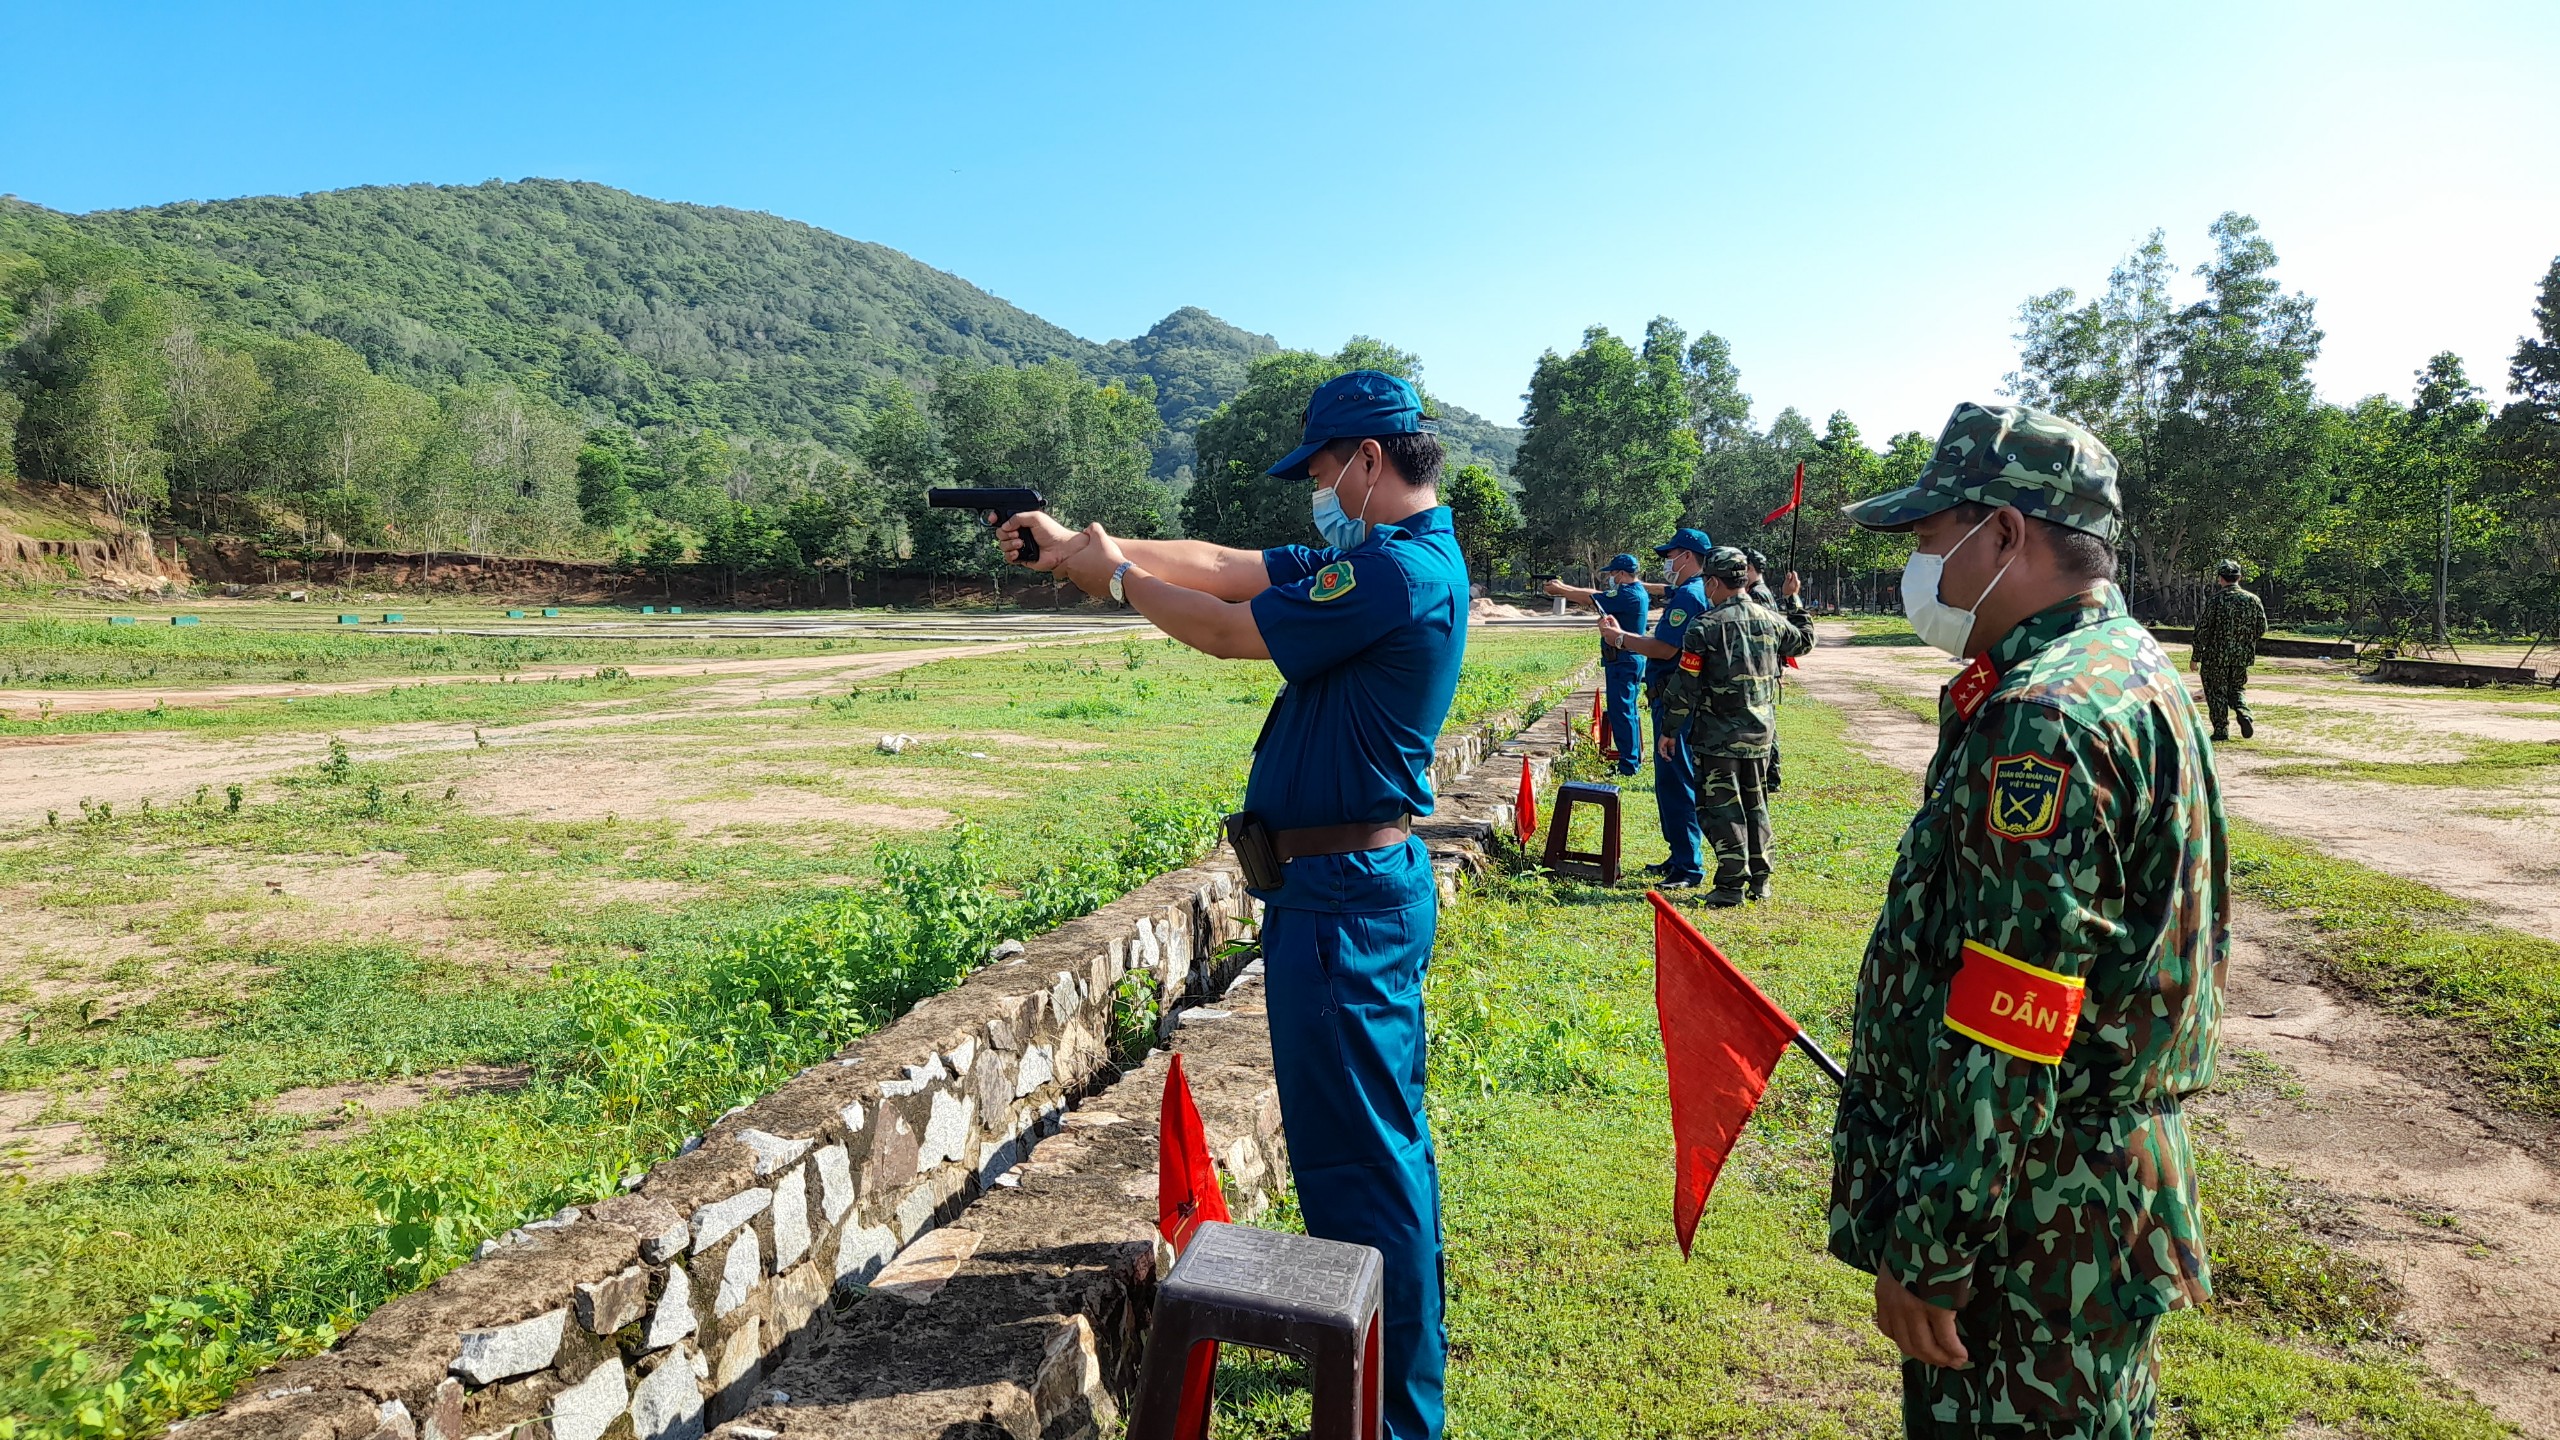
[{"x1": 1273, "y1": 815, "x2": 1413, "y2": 862}]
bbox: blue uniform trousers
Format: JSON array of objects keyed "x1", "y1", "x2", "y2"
[
  {"x1": 1602, "y1": 661, "x2": 1643, "y2": 775},
  {"x1": 1261, "y1": 881, "x2": 1447, "y2": 1440},
  {"x1": 1651, "y1": 699, "x2": 1704, "y2": 882}
]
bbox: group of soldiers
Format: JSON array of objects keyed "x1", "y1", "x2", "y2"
[{"x1": 1548, "y1": 539, "x2": 1812, "y2": 906}]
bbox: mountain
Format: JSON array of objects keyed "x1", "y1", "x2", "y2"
[{"x1": 6, "y1": 180, "x2": 1517, "y2": 482}]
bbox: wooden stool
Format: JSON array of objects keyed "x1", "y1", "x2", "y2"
[
  {"x1": 1541, "y1": 781, "x2": 1623, "y2": 885},
  {"x1": 1127, "y1": 1222, "x2": 1384, "y2": 1440}
]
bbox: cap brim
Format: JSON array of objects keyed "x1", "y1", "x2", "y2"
[
  {"x1": 1840, "y1": 484, "x2": 1962, "y2": 533},
  {"x1": 1267, "y1": 441, "x2": 1326, "y2": 481}
]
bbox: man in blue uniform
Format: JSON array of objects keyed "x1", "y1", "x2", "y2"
[
  {"x1": 996, "y1": 370, "x2": 1462, "y2": 1440},
  {"x1": 1595, "y1": 528, "x2": 1714, "y2": 885},
  {"x1": 1544, "y1": 554, "x2": 1648, "y2": 773}
]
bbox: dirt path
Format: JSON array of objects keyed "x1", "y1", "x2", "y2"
[
  {"x1": 1795, "y1": 629, "x2": 2560, "y2": 1435},
  {"x1": 0, "y1": 632, "x2": 1138, "y2": 827},
  {"x1": 1804, "y1": 630, "x2": 2560, "y2": 945}
]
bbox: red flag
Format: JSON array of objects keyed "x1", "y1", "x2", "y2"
[
  {"x1": 1515, "y1": 756, "x2": 1538, "y2": 839},
  {"x1": 1159, "y1": 1053, "x2": 1230, "y2": 1251},
  {"x1": 1591, "y1": 689, "x2": 1617, "y2": 760},
  {"x1": 1650, "y1": 890, "x2": 1800, "y2": 1255},
  {"x1": 1157, "y1": 1055, "x2": 1229, "y2": 1431},
  {"x1": 1761, "y1": 461, "x2": 1805, "y2": 526}
]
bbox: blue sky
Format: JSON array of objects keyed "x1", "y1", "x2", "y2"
[{"x1": 6, "y1": 0, "x2": 2556, "y2": 438}]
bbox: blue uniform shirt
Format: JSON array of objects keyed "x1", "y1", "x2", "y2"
[
  {"x1": 1646, "y1": 577, "x2": 1712, "y2": 693},
  {"x1": 1247, "y1": 505, "x2": 1469, "y2": 912},
  {"x1": 1596, "y1": 582, "x2": 1648, "y2": 670}
]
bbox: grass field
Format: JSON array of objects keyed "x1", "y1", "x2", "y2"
[
  {"x1": 1203, "y1": 693, "x2": 2508, "y2": 1439},
  {"x1": 0, "y1": 606, "x2": 914, "y2": 690},
  {"x1": 0, "y1": 617, "x2": 1596, "y2": 1436}
]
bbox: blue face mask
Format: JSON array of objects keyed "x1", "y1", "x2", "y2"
[{"x1": 1311, "y1": 454, "x2": 1374, "y2": 549}]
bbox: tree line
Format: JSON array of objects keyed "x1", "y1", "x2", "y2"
[
  {"x1": 1498, "y1": 215, "x2": 2560, "y2": 635},
  {"x1": 9, "y1": 207, "x2": 2555, "y2": 632}
]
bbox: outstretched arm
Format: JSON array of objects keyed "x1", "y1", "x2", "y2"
[
  {"x1": 998, "y1": 511, "x2": 1270, "y2": 601},
  {"x1": 1035, "y1": 522, "x2": 1269, "y2": 660}
]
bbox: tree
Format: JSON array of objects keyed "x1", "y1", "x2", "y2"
[
  {"x1": 1514, "y1": 319, "x2": 1699, "y2": 572},
  {"x1": 2483, "y1": 256, "x2": 2560, "y2": 624},
  {"x1": 2143, "y1": 215, "x2": 2327, "y2": 611},
  {"x1": 931, "y1": 360, "x2": 1169, "y2": 544},
  {"x1": 2009, "y1": 217, "x2": 2325, "y2": 617},
  {"x1": 1444, "y1": 463, "x2": 1521, "y2": 583},
  {"x1": 159, "y1": 327, "x2": 266, "y2": 529},
  {"x1": 7, "y1": 277, "x2": 176, "y2": 519}
]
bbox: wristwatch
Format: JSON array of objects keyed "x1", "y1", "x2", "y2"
[{"x1": 1108, "y1": 560, "x2": 1135, "y2": 606}]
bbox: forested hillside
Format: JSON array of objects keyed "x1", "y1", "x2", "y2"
[{"x1": 0, "y1": 180, "x2": 1518, "y2": 582}]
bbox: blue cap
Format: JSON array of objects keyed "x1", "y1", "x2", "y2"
[
  {"x1": 1654, "y1": 527, "x2": 1713, "y2": 559},
  {"x1": 1267, "y1": 370, "x2": 1433, "y2": 480},
  {"x1": 1604, "y1": 554, "x2": 1642, "y2": 575}
]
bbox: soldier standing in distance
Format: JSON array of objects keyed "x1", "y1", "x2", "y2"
[
  {"x1": 1592, "y1": 528, "x2": 1716, "y2": 886},
  {"x1": 999, "y1": 371, "x2": 1460, "y2": 1440},
  {"x1": 1645, "y1": 545, "x2": 1812, "y2": 906},
  {"x1": 1544, "y1": 553, "x2": 1649, "y2": 774},
  {"x1": 2190, "y1": 559, "x2": 2265, "y2": 741},
  {"x1": 1828, "y1": 402, "x2": 2226, "y2": 1440}
]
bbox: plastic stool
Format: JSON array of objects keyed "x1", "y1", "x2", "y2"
[
  {"x1": 1541, "y1": 781, "x2": 1623, "y2": 885},
  {"x1": 1127, "y1": 1221, "x2": 1383, "y2": 1440}
]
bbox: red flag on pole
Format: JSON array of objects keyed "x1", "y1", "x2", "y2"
[
  {"x1": 1591, "y1": 689, "x2": 1617, "y2": 760},
  {"x1": 1158, "y1": 1054, "x2": 1229, "y2": 1430},
  {"x1": 1159, "y1": 1053, "x2": 1230, "y2": 1251},
  {"x1": 1515, "y1": 756, "x2": 1538, "y2": 839},
  {"x1": 1649, "y1": 890, "x2": 1801, "y2": 1256},
  {"x1": 1761, "y1": 461, "x2": 1805, "y2": 526}
]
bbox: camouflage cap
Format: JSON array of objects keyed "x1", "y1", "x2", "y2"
[
  {"x1": 1702, "y1": 545, "x2": 1750, "y2": 585},
  {"x1": 2216, "y1": 558, "x2": 2243, "y2": 580},
  {"x1": 1842, "y1": 402, "x2": 2122, "y2": 541},
  {"x1": 1741, "y1": 547, "x2": 1771, "y2": 572}
]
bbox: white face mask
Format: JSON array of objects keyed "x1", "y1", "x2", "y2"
[
  {"x1": 1901, "y1": 513, "x2": 2016, "y2": 657},
  {"x1": 1311, "y1": 450, "x2": 1374, "y2": 549}
]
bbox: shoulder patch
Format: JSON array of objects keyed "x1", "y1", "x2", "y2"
[
  {"x1": 1309, "y1": 561, "x2": 1356, "y2": 602},
  {"x1": 1947, "y1": 653, "x2": 1999, "y2": 720},
  {"x1": 1666, "y1": 609, "x2": 1689, "y2": 627},
  {"x1": 1945, "y1": 940, "x2": 2083, "y2": 1063},
  {"x1": 1985, "y1": 751, "x2": 2069, "y2": 841}
]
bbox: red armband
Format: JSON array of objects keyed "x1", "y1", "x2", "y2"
[
  {"x1": 1678, "y1": 650, "x2": 1702, "y2": 674},
  {"x1": 1943, "y1": 940, "x2": 2083, "y2": 1064}
]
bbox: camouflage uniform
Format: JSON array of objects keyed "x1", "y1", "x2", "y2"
[
  {"x1": 1744, "y1": 547, "x2": 1786, "y2": 793},
  {"x1": 2189, "y1": 566, "x2": 2265, "y2": 741},
  {"x1": 1657, "y1": 546, "x2": 1814, "y2": 904},
  {"x1": 1831, "y1": 403, "x2": 2228, "y2": 1440}
]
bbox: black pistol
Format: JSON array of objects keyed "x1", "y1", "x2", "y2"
[{"x1": 928, "y1": 487, "x2": 1047, "y2": 563}]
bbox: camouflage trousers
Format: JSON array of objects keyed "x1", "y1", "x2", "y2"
[
  {"x1": 1902, "y1": 1315, "x2": 2161, "y2": 1439},
  {"x1": 1692, "y1": 755, "x2": 1770, "y2": 895},
  {"x1": 2198, "y1": 664, "x2": 2252, "y2": 737}
]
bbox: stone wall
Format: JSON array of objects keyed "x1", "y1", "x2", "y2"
[
  {"x1": 720, "y1": 689, "x2": 1581, "y2": 1438},
  {"x1": 179, "y1": 675, "x2": 1586, "y2": 1440}
]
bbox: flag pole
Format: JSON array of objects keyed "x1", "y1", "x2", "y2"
[{"x1": 1790, "y1": 1030, "x2": 1846, "y2": 1084}]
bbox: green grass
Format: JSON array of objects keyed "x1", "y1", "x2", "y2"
[
  {"x1": 2228, "y1": 821, "x2": 2560, "y2": 1114},
  {"x1": 0, "y1": 611, "x2": 907, "y2": 690},
  {"x1": 0, "y1": 626, "x2": 1597, "y2": 1436},
  {"x1": 1200, "y1": 695, "x2": 2506, "y2": 1438},
  {"x1": 2256, "y1": 737, "x2": 2560, "y2": 788}
]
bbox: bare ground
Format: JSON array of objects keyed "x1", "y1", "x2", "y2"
[
  {"x1": 1798, "y1": 626, "x2": 2560, "y2": 1436},
  {"x1": 1807, "y1": 632, "x2": 2560, "y2": 944}
]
